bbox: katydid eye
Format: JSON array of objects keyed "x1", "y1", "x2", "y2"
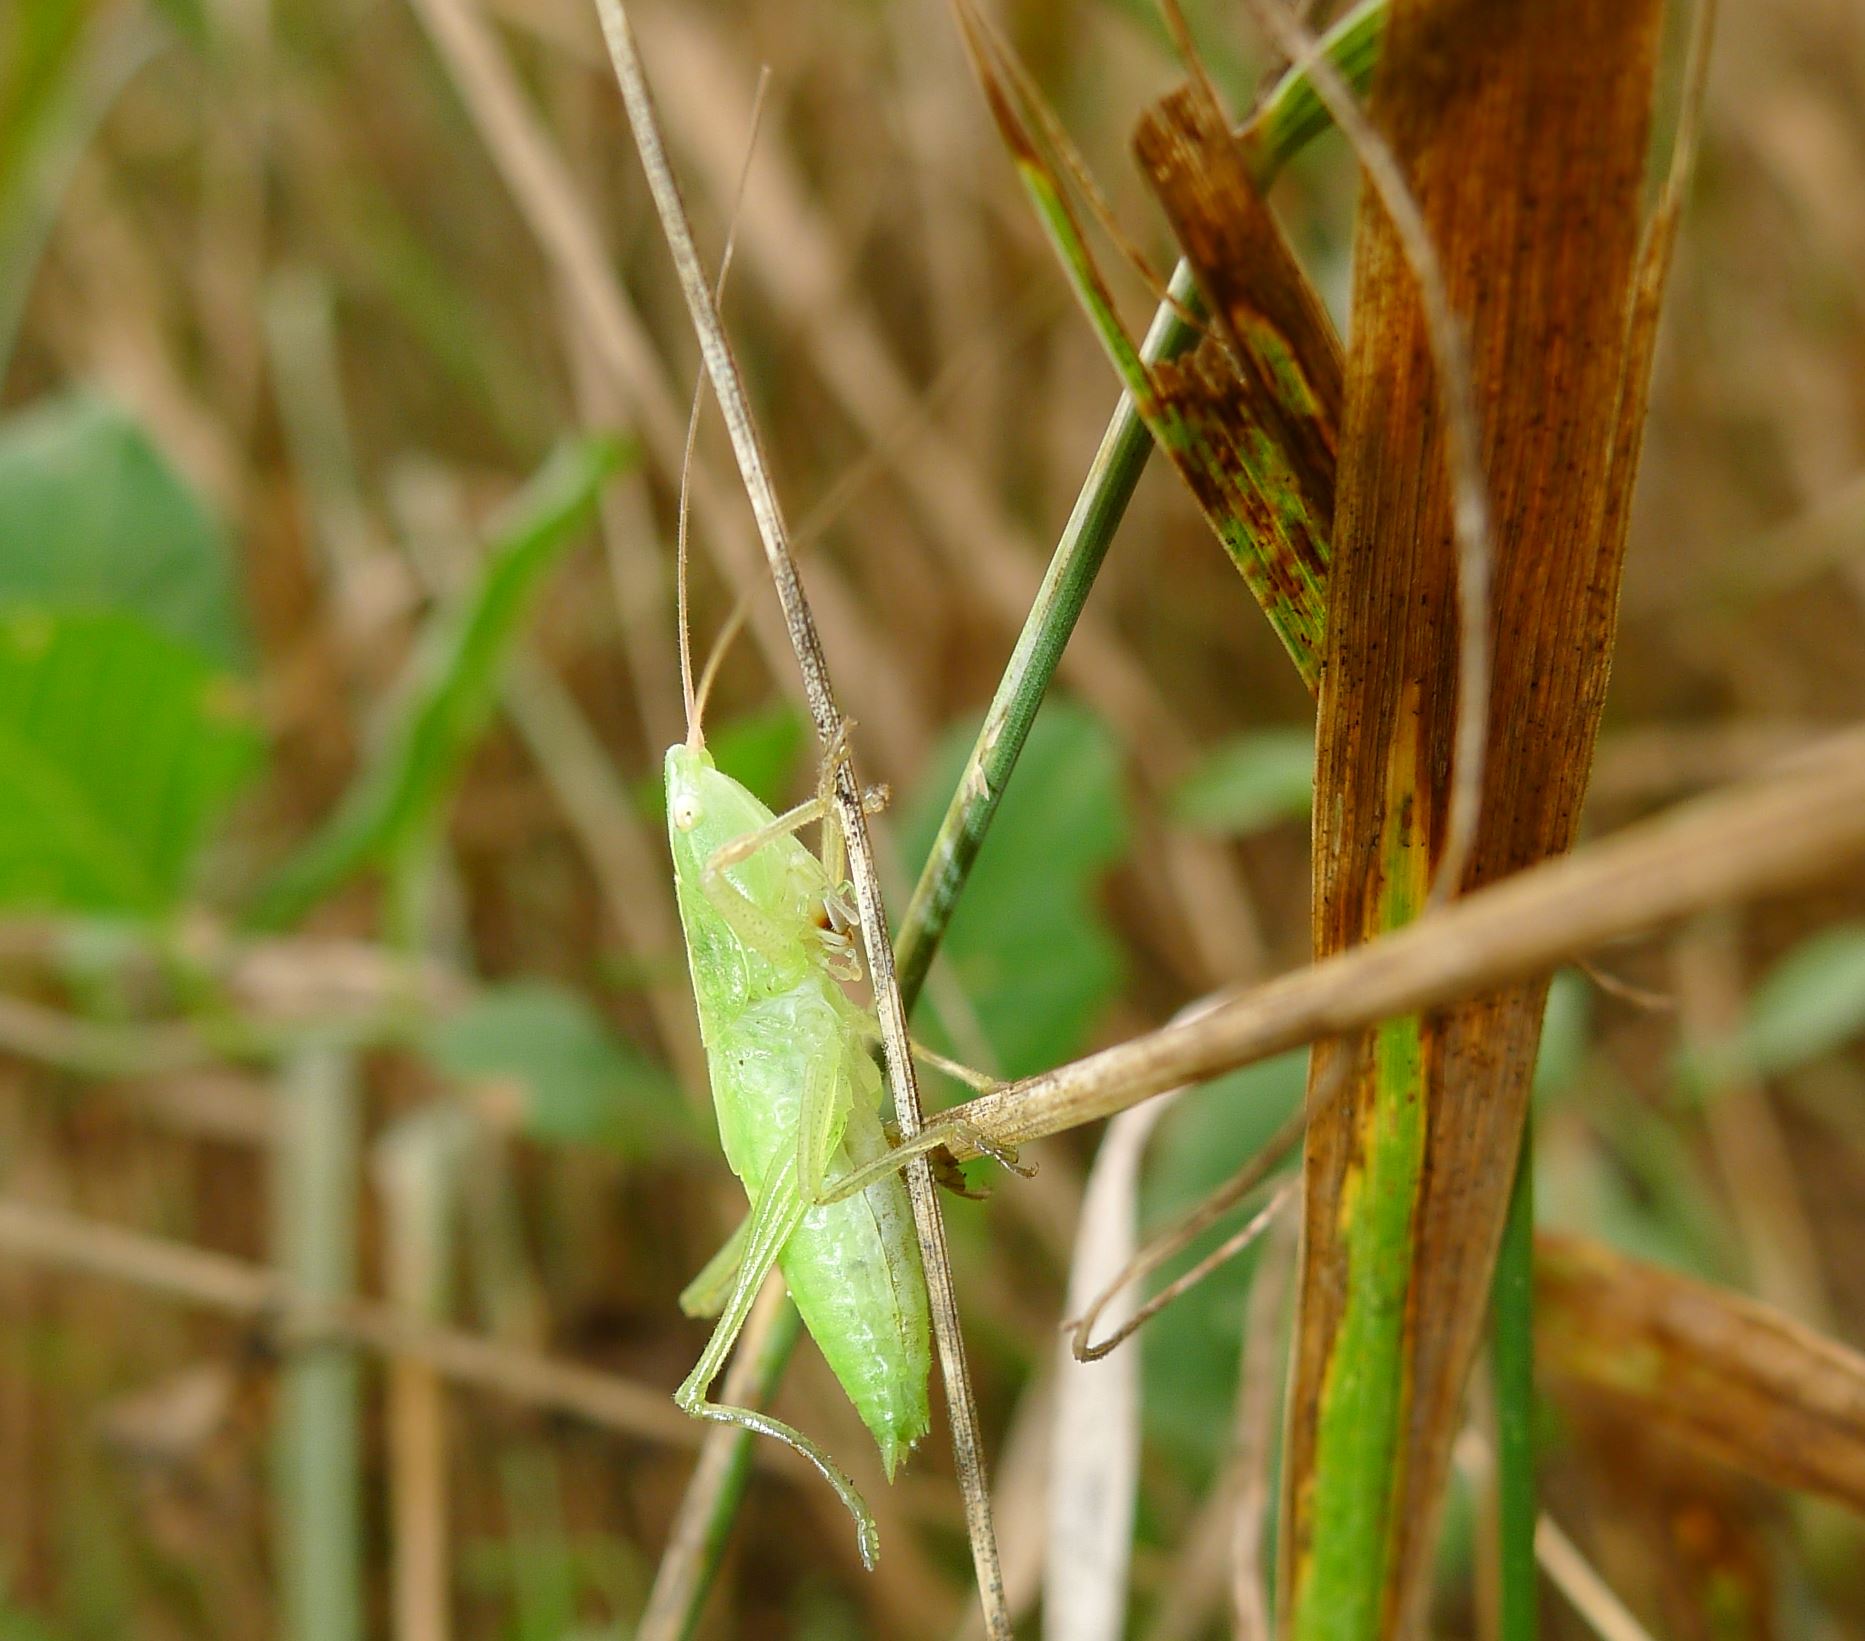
[{"x1": 672, "y1": 793, "x2": 701, "y2": 831}]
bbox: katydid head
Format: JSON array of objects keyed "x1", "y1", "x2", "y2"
[{"x1": 664, "y1": 742, "x2": 773, "y2": 880}]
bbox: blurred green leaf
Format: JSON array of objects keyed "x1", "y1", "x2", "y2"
[
  {"x1": 0, "y1": 392, "x2": 248, "y2": 669},
  {"x1": 422, "y1": 981, "x2": 683, "y2": 1155},
  {"x1": 1139, "y1": 1050, "x2": 1306, "y2": 1480},
  {"x1": 253, "y1": 437, "x2": 629, "y2": 929},
  {"x1": 1532, "y1": 969, "x2": 1593, "y2": 1105},
  {"x1": 1537, "y1": 1088, "x2": 1725, "y2": 1282},
  {"x1": 0, "y1": 609, "x2": 261, "y2": 915},
  {"x1": 1170, "y1": 728, "x2": 1315, "y2": 835},
  {"x1": 902, "y1": 703, "x2": 1127, "y2": 1078},
  {"x1": 1731, "y1": 924, "x2": 1865, "y2": 1080}
]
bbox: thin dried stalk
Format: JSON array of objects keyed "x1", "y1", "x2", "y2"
[
  {"x1": 0, "y1": 1195, "x2": 715, "y2": 1453},
  {"x1": 589, "y1": 3, "x2": 1009, "y2": 1631},
  {"x1": 941, "y1": 726, "x2": 1865, "y2": 1151},
  {"x1": 1535, "y1": 1517, "x2": 1656, "y2": 1641}
]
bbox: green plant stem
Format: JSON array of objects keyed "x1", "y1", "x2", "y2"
[
  {"x1": 636, "y1": 1294, "x2": 803, "y2": 1641},
  {"x1": 273, "y1": 1041, "x2": 365, "y2": 1641},
  {"x1": 1492, "y1": 1124, "x2": 1538, "y2": 1641},
  {"x1": 893, "y1": 0, "x2": 1385, "y2": 1010}
]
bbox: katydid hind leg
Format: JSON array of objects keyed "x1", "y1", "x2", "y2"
[
  {"x1": 674, "y1": 1156, "x2": 800, "y2": 1411},
  {"x1": 794, "y1": 1042, "x2": 852, "y2": 1209},
  {"x1": 673, "y1": 1156, "x2": 882, "y2": 1569}
]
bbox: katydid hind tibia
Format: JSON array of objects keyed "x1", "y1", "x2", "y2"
[{"x1": 665, "y1": 727, "x2": 1017, "y2": 1568}]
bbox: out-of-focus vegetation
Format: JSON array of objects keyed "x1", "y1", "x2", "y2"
[{"x1": 1, "y1": 0, "x2": 1863, "y2": 1636}]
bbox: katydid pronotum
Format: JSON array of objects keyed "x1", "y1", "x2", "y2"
[{"x1": 664, "y1": 614, "x2": 1023, "y2": 1571}]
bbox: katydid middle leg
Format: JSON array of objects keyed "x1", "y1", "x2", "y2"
[{"x1": 818, "y1": 1113, "x2": 1032, "y2": 1207}]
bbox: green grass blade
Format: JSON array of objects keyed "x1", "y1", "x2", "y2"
[
  {"x1": 1492, "y1": 1132, "x2": 1538, "y2": 1641},
  {"x1": 1282, "y1": 0, "x2": 1675, "y2": 1629},
  {"x1": 251, "y1": 436, "x2": 628, "y2": 930}
]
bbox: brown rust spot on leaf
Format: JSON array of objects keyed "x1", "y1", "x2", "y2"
[{"x1": 1134, "y1": 83, "x2": 1342, "y2": 687}]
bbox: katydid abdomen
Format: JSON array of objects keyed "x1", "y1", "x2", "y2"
[{"x1": 666, "y1": 742, "x2": 931, "y2": 1484}]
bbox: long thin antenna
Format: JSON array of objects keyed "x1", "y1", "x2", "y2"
[
  {"x1": 677, "y1": 65, "x2": 770, "y2": 748},
  {"x1": 591, "y1": 5, "x2": 1011, "y2": 1632}
]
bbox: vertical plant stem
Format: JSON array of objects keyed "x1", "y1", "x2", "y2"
[
  {"x1": 592, "y1": 2, "x2": 1009, "y2": 1627},
  {"x1": 636, "y1": 1282, "x2": 800, "y2": 1641},
  {"x1": 273, "y1": 1041, "x2": 364, "y2": 1641},
  {"x1": 1492, "y1": 1128, "x2": 1537, "y2": 1641},
  {"x1": 894, "y1": 265, "x2": 1194, "y2": 1008},
  {"x1": 376, "y1": 1110, "x2": 469, "y2": 1641}
]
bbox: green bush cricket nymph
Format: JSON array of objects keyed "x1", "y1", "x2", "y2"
[{"x1": 664, "y1": 628, "x2": 1021, "y2": 1569}]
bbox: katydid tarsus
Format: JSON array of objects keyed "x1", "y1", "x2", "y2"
[{"x1": 663, "y1": 492, "x2": 1023, "y2": 1575}]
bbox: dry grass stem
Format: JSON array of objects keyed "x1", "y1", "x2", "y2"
[
  {"x1": 1535, "y1": 1515, "x2": 1658, "y2": 1641},
  {"x1": 590, "y1": 2, "x2": 1008, "y2": 1628},
  {"x1": 0, "y1": 1196, "x2": 715, "y2": 1454},
  {"x1": 950, "y1": 726, "x2": 1865, "y2": 1151}
]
